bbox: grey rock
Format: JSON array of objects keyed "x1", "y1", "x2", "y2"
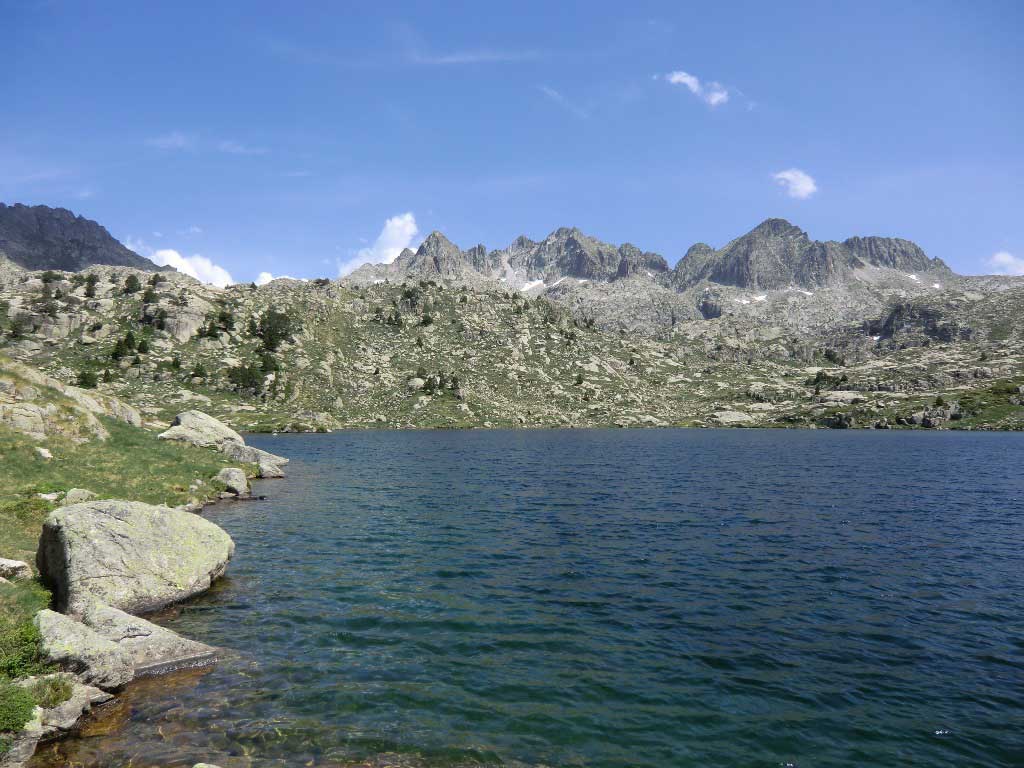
[
  {"x1": 81, "y1": 602, "x2": 217, "y2": 677},
  {"x1": 220, "y1": 439, "x2": 289, "y2": 467},
  {"x1": 159, "y1": 409, "x2": 245, "y2": 450},
  {"x1": 0, "y1": 557, "x2": 31, "y2": 580},
  {"x1": 34, "y1": 609, "x2": 134, "y2": 690},
  {"x1": 36, "y1": 500, "x2": 234, "y2": 615},
  {"x1": 214, "y1": 467, "x2": 248, "y2": 495},
  {"x1": 63, "y1": 488, "x2": 96, "y2": 504}
]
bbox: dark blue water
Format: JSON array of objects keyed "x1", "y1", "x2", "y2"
[{"x1": 35, "y1": 430, "x2": 1024, "y2": 767}]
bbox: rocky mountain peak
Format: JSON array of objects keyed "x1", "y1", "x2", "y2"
[{"x1": 0, "y1": 203, "x2": 162, "y2": 273}]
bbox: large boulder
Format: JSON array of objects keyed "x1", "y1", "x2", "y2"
[
  {"x1": 81, "y1": 602, "x2": 217, "y2": 677},
  {"x1": 34, "y1": 609, "x2": 133, "y2": 690},
  {"x1": 158, "y1": 410, "x2": 244, "y2": 450},
  {"x1": 36, "y1": 500, "x2": 235, "y2": 615}
]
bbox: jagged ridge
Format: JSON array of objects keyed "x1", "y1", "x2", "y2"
[{"x1": 0, "y1": 203, "x2": 161, "y2": 273}]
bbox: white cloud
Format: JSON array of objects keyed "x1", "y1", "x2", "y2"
[
  {"x1": 145, "y1": 131, "x2": 195, "y2": 150},
  {"x1": 336, "y1": 212, "x2": 420, "y2": 276},
  {"x1": 178, "y1": 225, "x2": 203, "y2": 235},
  {"x1": 667, "y1": 70, "x2": 701, "y2": 94},
  {"x1": 664, "y1": 70, "x2": 730, "y2": 107},
  {"x1": 538, "y1": 85, "x2": 589, "y2": 119},
  {"x1": 149, "y1": 249, "x2": 234, "y2": 287},
  {"x1": 124, "y1": 235, "x2": 233, "y2": 288},
  {"x1": 989, "y1": 250, "x2": 1024, "y2": 276},
  {"x1": 218, "y1": 140, "x2": 269, "y2": 156},
  {"x1": 773, "y1": 168, "x2": 818, "y2": 199},
  {"x1": 255, "y1": 271, "x2": 301, "y2": 286}
]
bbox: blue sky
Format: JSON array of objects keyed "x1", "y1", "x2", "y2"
[{"x1": 4, "y1": 0, "x2": 1022, "y2": 285}]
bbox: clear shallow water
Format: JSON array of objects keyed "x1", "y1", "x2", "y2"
[{"x1": 33, "y1": 429, "x2": 1024, "y2": 767}]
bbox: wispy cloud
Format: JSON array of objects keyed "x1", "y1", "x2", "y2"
[
  {"x1": 538, "y1": 85, "x2": 589, "y2": 119},
  {"x1": 218, "y1": 140, "x2": 269, "y2": 156},
  {"x1": 283, "y1": 170, "x2": 314, "y2": 178},
  {"x1": 337, "y1": 212, "x2": 420, "y2": 276},
  {"x1": 145, "y1": 131, "x2": 196, "y2": 151},
  {"x1": 662, "y1": 70, "x2": 730, "y2": 107},
  {"x1": 989, "y1": 250, "x2": 1024, "y2": 276},
  {"x1": 410, "y1": 48, "x2": 542, "y2": 65},
  {"x1": 773, "y1": 168, "x2": 818, "y2": 199}
]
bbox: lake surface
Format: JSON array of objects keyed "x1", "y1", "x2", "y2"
[{"x1": 33, "y1": 429, "x2": 1024, "y2": 767}]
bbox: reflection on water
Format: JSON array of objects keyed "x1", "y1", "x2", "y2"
[{"x1": 31, "y1": 429, "x2": 1024, "y2": 767}]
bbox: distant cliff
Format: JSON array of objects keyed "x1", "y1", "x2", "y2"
[{"x1": 0, "y1": 203, "x2": 161, "y2": 272}]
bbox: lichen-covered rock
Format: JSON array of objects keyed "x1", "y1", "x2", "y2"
[
  {"x1": 34, "y1": 609, "x2": 133, "y2": 690},
  {"x1": 214, "y1": 467, "x2": 248, "y2": 496},
  {"x1": 63, "y1": 488, "x2": 96, "y2": 505},
  {"x1": 36, "y1": 500, "x2": 234, "y2": 615},
  {"x1": 81, "y1": 602, "x2": 217, "y2": 677},
  {"x1": 220, "y1": 440, "x2": 289, "y2": 468},
  {"x1": 158, "y1": 410, "x2": 244, "y2": 450}
]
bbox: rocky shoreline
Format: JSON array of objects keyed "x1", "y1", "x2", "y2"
[{"x1": 0, "y1": 410, "x2": 287, "y2": 768}]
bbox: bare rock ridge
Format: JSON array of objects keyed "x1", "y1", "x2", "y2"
[
  {"x1": 671, "y1": 219, "x2": 951, "y2": 290},
  {"x1": 358, "y1": 217, "x2": 951, "y2": 292},
  {"x1": 0, "y1": 203, "x2": 162, "y2": 273}
]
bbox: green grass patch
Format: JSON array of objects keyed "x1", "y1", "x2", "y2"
[{"x1": 0, "y1": 417, "x2": 230, "y2": 509}]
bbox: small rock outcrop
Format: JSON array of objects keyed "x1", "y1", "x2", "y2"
[
  {"x1": 214, "y1": 467, "x2": 248, "y2": 496},
  {"x1": 34, "y1": 610, "x2": 134, "y2": 690},
  {"x1": 36, "y1": 500, "x2": 235, "y2": 615},
  {"x1": 0, "y1": 557, "x2": 31, "y2": 580}
]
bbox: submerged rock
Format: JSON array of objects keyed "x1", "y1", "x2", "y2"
[
  {"x1": 36, "y1": 500, "x2": 235, "y2": 615},
  {"x1": 81, "y1": 602, "x2": 218, "y2": 677}
]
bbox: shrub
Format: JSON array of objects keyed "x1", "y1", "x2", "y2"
[
  {"x1": 255, "y1": 310, "x2": 295, "y2": 352},
  {"x1": 141, "y1": 288, "x2": 158, "y2": 304},
  {"x1": 190, "y1": 363, "x2": 207, "y2": 379},
  {"x1": 84, "y1": 274, "x2": 99, "y2": 298},
  {"x1": 0, "y1": 681, "x2": 34, "y2": 735},
  {"x1": 39, "y1": 270, "x2": 59, "y2": 284},
  {"x1": 227, "y1": 364, "x2": 262, "y2": 393},
  {"x1": 75, "y1": 370, "x2": 98, "y2": 389},
  {"x1": 123, "y1": 275, "x2": 141, "y2": 294},
  {"x1": 0, "y1": 618, "x2": 50, "y2": 681},
  {"x1": 137, "y1": 338, "x2": 150, "y2": 354},
  {"x1": 259, "y1": 353, "x2": 279, "y2": 373}
]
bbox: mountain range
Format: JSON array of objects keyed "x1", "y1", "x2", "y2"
[{"x1": 1, "y1": 202, "x2": 1022, "y2": 433}]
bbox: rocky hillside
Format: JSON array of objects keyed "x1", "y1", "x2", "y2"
[
  {"x1": 0, "y1": 204, "x2": 159, "y2": 273},
  {"x1": 0, "y1": 256, "x2": 1021, "y2": 433}
]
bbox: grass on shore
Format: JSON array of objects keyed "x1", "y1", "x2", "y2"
[{"x1": 0, "y1": 415, "x2": 233, "y2": 749}]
